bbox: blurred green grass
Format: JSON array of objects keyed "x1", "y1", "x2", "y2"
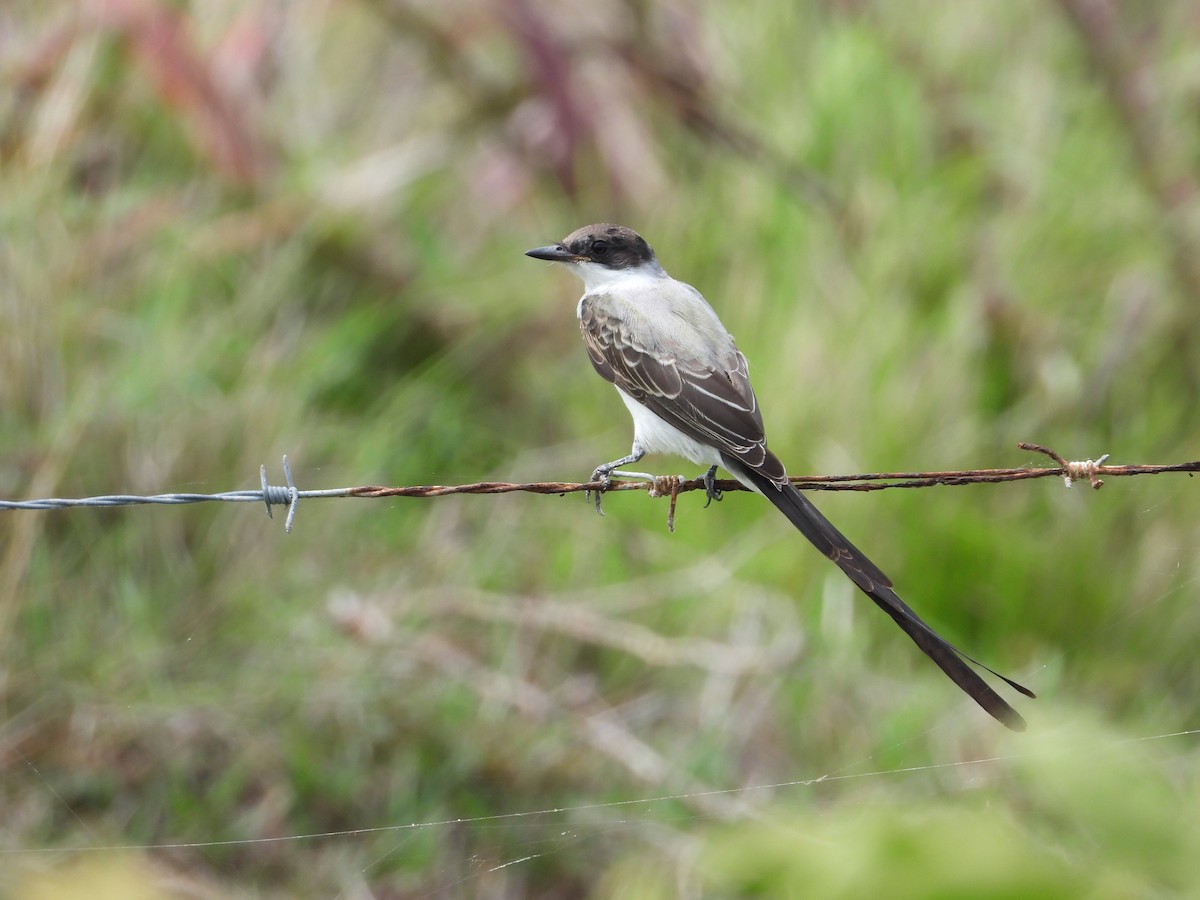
[{"x1": 2, "y1": 0, "x2": 1199, "y2": 896}]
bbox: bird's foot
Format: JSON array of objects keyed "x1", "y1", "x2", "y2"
[
  {"x1": 587, "y1": 467, "x2": 659, "y2": 515},
  {"x1": 702, "y1": 465, "x2": 723, "y2": 508},
  {"x1": 587, "y1": 465, "x2": 614, "y2": 516}
]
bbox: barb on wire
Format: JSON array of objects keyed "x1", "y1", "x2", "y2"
[
  {"x1": 0, "y1": 455, "x2": 352, "y2": 534},
  {"x1": 0, "y1": 445, "x2": 1196, "y2": 534},
  {"x1": 261, "y1": 454, "x2": 299, "y2": 532}
]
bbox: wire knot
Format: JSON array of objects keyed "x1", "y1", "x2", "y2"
[
  {"x1": 1062, "y1": 454, "x2": 1110, "y2": 489},
  {"x1": 1018, "y1": 442, "x2": 1110, "y2": 490},
  {"x1": 261, "y1": 455, "x2": 300, "y2": 532},
  {"x1": 646, "y1": 474, "x2": 683, "y2": 499}
]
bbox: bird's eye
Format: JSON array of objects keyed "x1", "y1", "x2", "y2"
[{"x1": 591, "y1": 240, "x2": 608, "y2": 255}]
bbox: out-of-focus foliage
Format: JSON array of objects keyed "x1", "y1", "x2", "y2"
[
  {"x1": 1, "y1": 0, "x2": 1198, "y2": 896},
  {"x1": 605, "y1": 721, "x2": 1200, "y2": 898}
]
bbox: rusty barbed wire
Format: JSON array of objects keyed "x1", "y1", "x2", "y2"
[{"x1": 0, "y1": 444, "x2": 1196, "y2": 533}]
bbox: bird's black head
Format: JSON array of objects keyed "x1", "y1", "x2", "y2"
[{"x1": 525, "y1": 224, "x2": 656, "y2": 270}]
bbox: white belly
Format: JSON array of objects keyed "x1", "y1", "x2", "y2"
[{"x1": 616, "y1": 387, "x2": 723, "y2": 468}]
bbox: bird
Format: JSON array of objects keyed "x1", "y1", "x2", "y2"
[{"x1": 526, "y1": 223, "x2": 1034, "y2": 730}]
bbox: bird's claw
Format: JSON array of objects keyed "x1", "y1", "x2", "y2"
[
  {"x1": 587, "y1": 466, "x2": 613, "y2": 516},
  {"x1": 702, "y1": 465, "x2": 723, "y2": 508}
]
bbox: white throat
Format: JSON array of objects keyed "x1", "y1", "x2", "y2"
[{"x1": 566, "y1": 259, "x2": 666, "y2": 295}]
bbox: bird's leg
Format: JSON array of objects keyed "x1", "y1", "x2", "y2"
[
  {"x1": 702, "y1": 464, "x2": 723, "y2": 508},
  {"x1": 588, "y1": 446, "x2": 645, "y2": 515}
]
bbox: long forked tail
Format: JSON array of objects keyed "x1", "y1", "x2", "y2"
[{"x1": 726, "y1": 458, "x2": 1034, "y2": 730}]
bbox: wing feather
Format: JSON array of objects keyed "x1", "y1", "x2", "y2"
[{"x1": 580, "y1": 293, "x2": 785, "y2": 481}]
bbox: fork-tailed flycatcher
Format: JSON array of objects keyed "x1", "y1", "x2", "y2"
[{"x1": 526, "y1": 223, "x2": 1034, "y2": 729}]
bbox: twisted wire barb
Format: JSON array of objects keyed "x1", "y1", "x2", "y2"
[{"x1": 0, "y1": 444, "x2": 1196, "y2": 533}]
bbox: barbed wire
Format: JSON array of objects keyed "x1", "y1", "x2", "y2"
[{"x1": 0, "y1": 443, "x2": 1196, "y2": 533}]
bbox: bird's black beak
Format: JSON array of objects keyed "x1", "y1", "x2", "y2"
[{"x1": 525, "y1": 244, "x2": 576, "y2": 262}]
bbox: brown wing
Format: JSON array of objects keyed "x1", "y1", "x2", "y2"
[{"x1": 579, "y1": 293, "x2": 787, "y2": 482}]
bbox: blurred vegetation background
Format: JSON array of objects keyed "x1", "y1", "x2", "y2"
[{"x1": 2, "y1": 0, "x2": 1199, "y2": 896}]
